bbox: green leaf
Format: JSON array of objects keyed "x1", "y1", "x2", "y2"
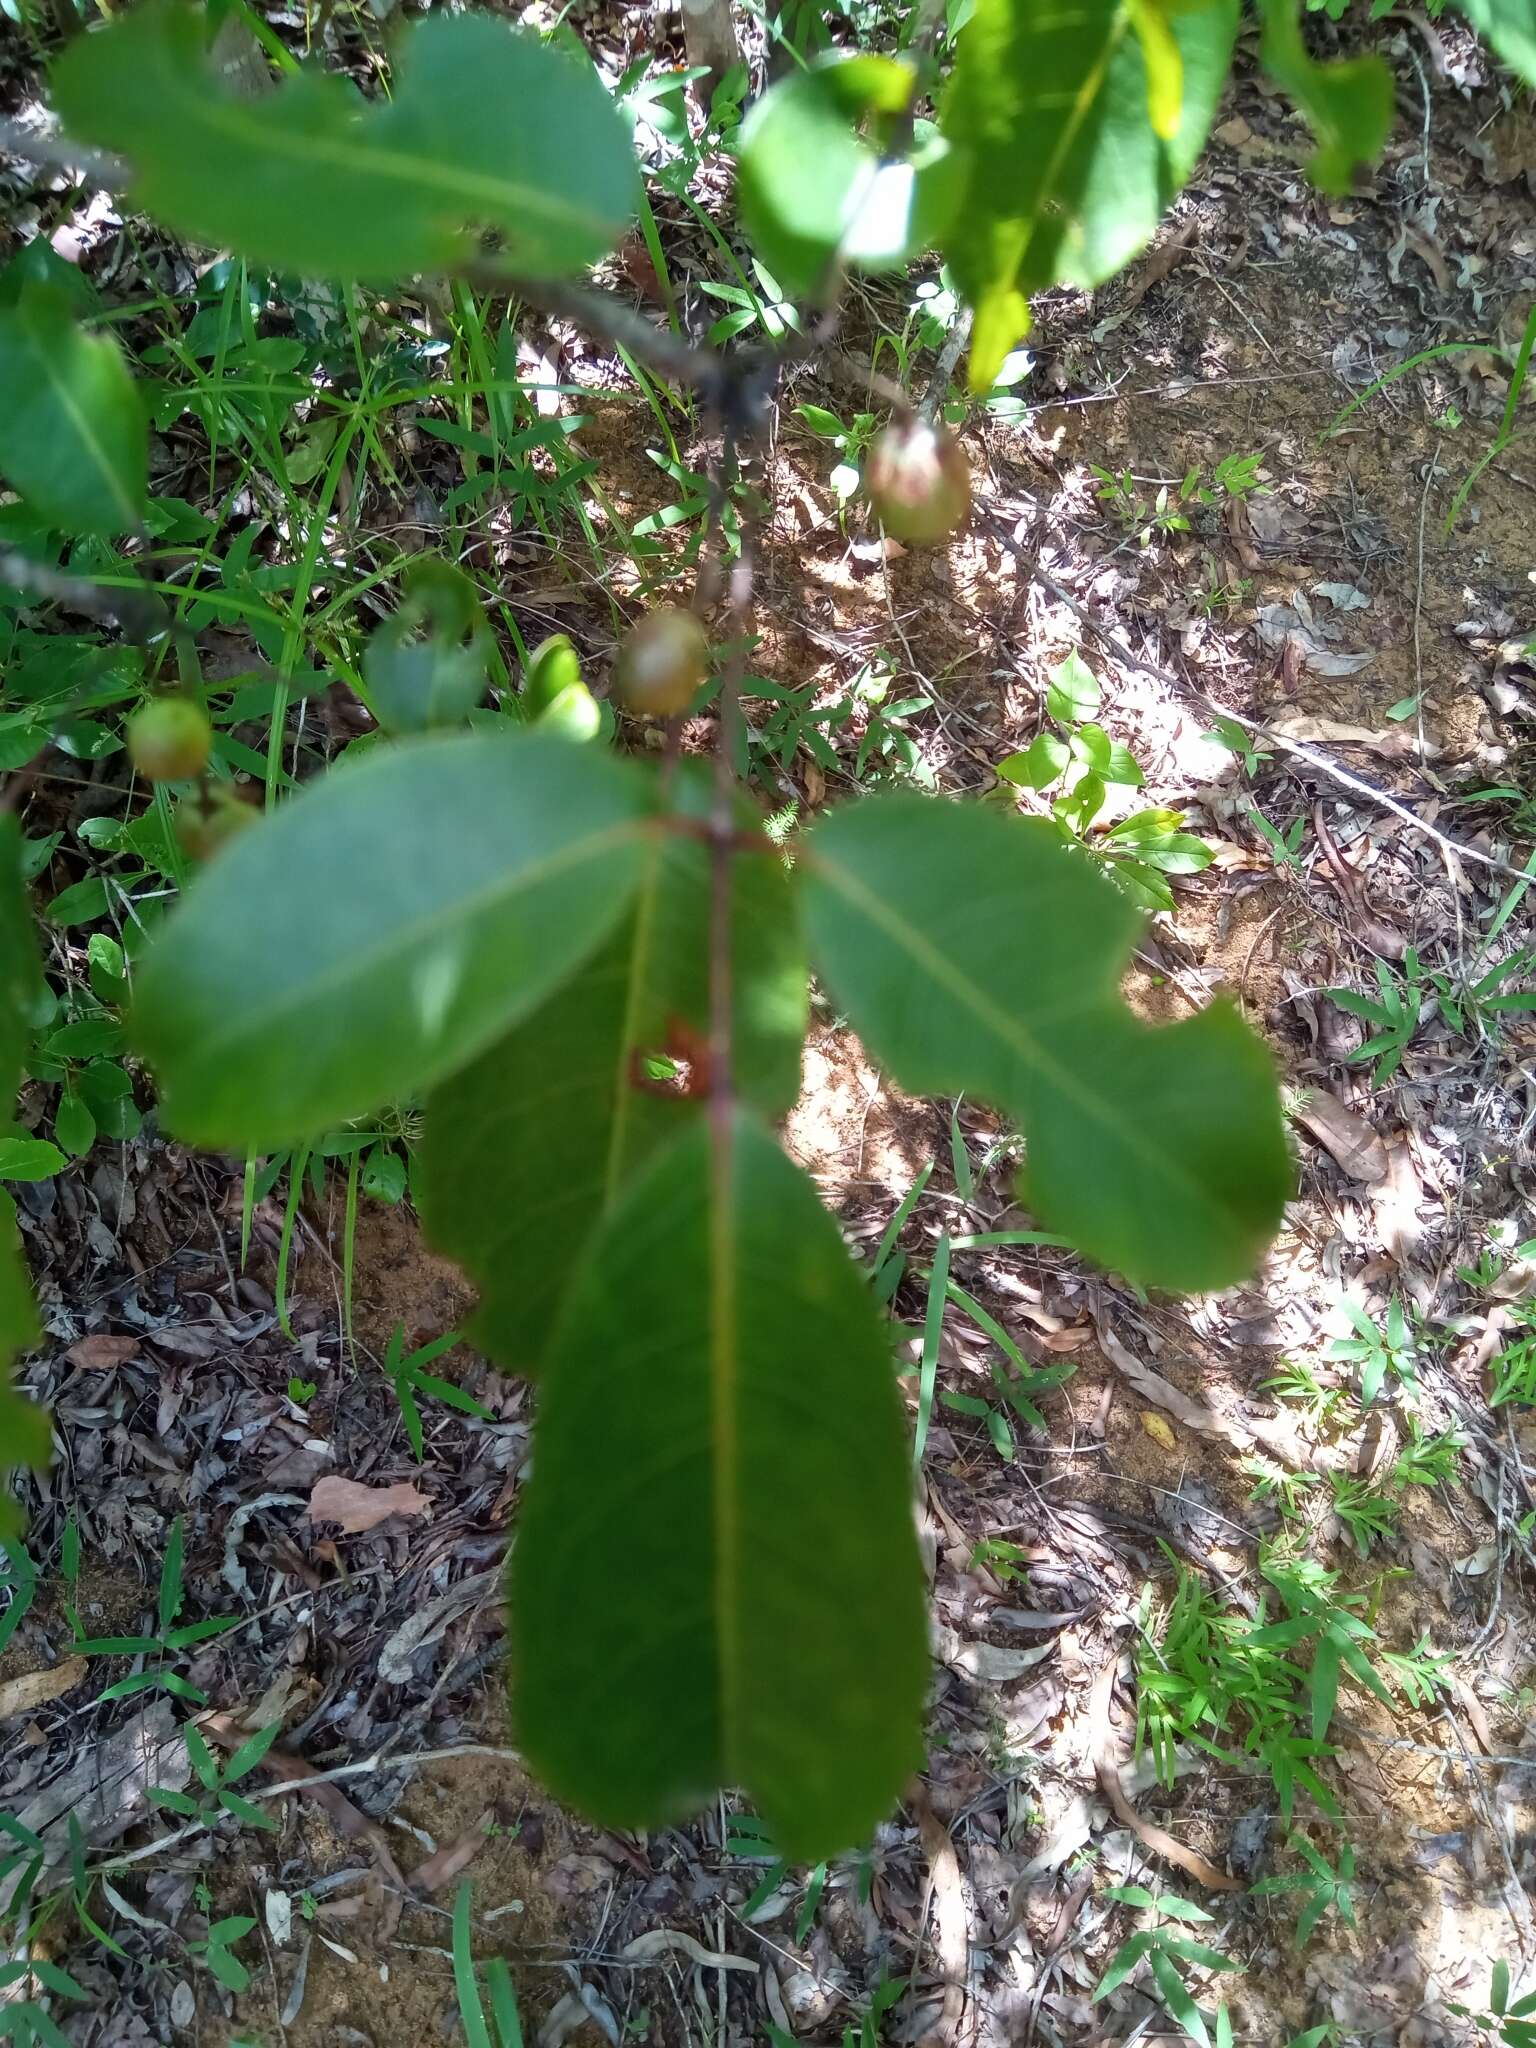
[
  {"x1": 803, "y1": 796, "x2": 1287, "y2": 1290},
  {"x1": 941, "y1": 0, "x2": 1240, "y2": 387},
  {"x1": 363, "y1": 559, "x2": 493, "y2": 734},
  {"x1": 0, "y1": 820, "x2": 42, "y2": 1103},
  {"x1": 1149, "y1": 1947, "x2": 1211, "y2": 2048},
  {"x1": 0, "y1": 1139, "x2": 66, "y2": 1183},
  {"x1": 997, "y1": 733, "x2": 1070, "y2": 789},
  {"x1": 418, "y1": 768, "x2": 805, "y2": 1371},
  {"x1": 1254, "y1": 0, "x2": 1394, "y2": 193},
  {"x1": 511, "y1": 1113, "x2": 927, "y2": 1863},
  {"x1": 1047, "y1": 651, "x2": 1102, "y2": 724},
  {"x1": 1458, "y1": 0, "x2": 1536, "y2": 88},
  {"x1": 53, "y1": 2, "x2": 640, "y2": 283},
  {"x1": 0, "y1": 285, "x2": 145, "y2": 535},
  {"x1": 131, "y1": 731, "x2": 655, "y2": 1150},
  {"x1": 738, "y1": 55, "x2": 963, "y2": 297}
]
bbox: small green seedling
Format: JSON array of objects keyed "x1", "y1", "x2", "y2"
[
  {"x1": 1249, "y1": 807, "x2": 1306, "y2": 869},
  {"x1": 1380, "y1": 1633, "x2": 1454, "y2": 1708},
  {"x1": 1491, "y1": 1307, "x2": 1536, "y2": 1407},
  {"x1": 1325, "y1": 1472, "x2": 1397, "y2": 1554},
  {"x1": 1326, "y1": 955, "x2": 1423, "y2": 1085},
  {"x1": 1093, "y1": 1886, "x2": 1239, "y2": 2048},
  {"x1": 1451, "y1": 1960, "x2": 1536, "y2": 2046},
  {"x1": 187, "y1": 1914, "x2": 257, "y2": 1995},
  {"x1": 1329, "y1": 1296, "x2": 1416, "y2": 1406},
  {"x1": 1204, "y1": 714, "x2": 1271, "y2": 775},
  {"x1": 1253, "y1": 1834, "x2": 1357, "y2": 1946},
  {"x1": 1389, "y1": 1420, "x2": 1464, "y2": 1491},
  {"x1": 382, "y1": 1323, "x2": 493, "y2": 1462},
  {"x1": 148, "y1": 1719, "x2": 280, "y2": 1833},
  {"x1": 0, "y1": 1955, "x2": 86, "y2": 2048},
  {"x1": 72, "y1": 1517, "x2": 238, "y2": 1704},
  {"x1": 996, "y1": 650, "x2": 1210, "y2": 910},
  {"x1": 1261, "y1": 1357, "x2": 1354, "y2": 1429}
]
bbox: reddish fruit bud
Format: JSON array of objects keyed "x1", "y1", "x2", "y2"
[
  {"x1": 865, "y1": 420, "x2": 971, "y2": 545},
  {"x1": 127, "y1": 698, "x2": 213, "y2": 783},
  {"x1": 614, "y1": 607, "x2": 709, "y2": 718}
]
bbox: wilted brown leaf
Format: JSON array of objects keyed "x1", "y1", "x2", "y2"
[
  {"x1": 304, "y1": 1475, "x2": 430, "y2": 1534},
  {"x1": 65, "y1": 1335, "x2": 141, "y2": 1369}
]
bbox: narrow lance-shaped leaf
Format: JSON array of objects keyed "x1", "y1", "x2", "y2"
[
  {"x1": 803, "y1": 795, "x2": 1288, "y2": 1291},
  {"x1": 417, "y1": 766, "x2": 805, "y2": 1372},
  {"x1": 130, "y1": 731, "x2": 656, "y2": 1151},
  {"x1": 941, "y1": 0, "x2": 1240, "y2": 389},
  {"x1": 0, "y1": 285, "x2": 145, "y2": 535},
  {"x1": 0, "y1": 818, "x2": 51, "y2": 1537},
  {"x1": 52, "y1": 2, "x2": 640, "y2": 283},
  {"x1": 511, "y1": 1112, "x2": 928, "y2": 1864}
]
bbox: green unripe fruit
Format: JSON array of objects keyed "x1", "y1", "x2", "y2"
[
  {"x1": 864, "y1": 420, "x2": 971, "y2": 545},
  {"x1": 176, "y1": 786, "x2": 256, "y2": 861},
  {"x1": 614, "y1": 607, "x2": 709, "y2": 719},
  {"x1": 127, "y1": 697, "x2": 213, "y2": 783},
  {"x1": 524, "y1": 633, "x2": 583, "y2": 714},
  {"x1": 536, "y1": 681, "x2": 603, "y2": 744}
]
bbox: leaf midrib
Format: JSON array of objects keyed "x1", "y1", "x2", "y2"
[
  {"x1": 161, "y1": 73, "x2": 617, "y2": 247},
  {"x1": 16, "y1": 314, "x2": 136, "y2": 530},
  {"x1": 811, "y1": 848, "x2": 1233, "y2": 1237},
  {"x1": 158, "y1": 814, "x2": 649, "y2": 1075}
]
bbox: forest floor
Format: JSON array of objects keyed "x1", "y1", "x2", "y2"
[{"x1": 4, "y1": 5, "x2": 1536, "y2": 2046}]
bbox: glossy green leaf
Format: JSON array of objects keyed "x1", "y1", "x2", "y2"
[
  {"x1": 942, "y1": 0, "x2": 1239, "y2": 388},
  {"x1": 131, "y1": 731, "x2": 656, "y2": 1150},
  {"x1": 53, "y1": 3, "x2": 639, "y2": 282},
  {"x1": 0, "y1": 285, "x2": 145, "y2": 535},
  {"x1": 511, "y1": 1113, "x2": 927, "y2": 1862},
  {"x1": 1254, "y1": 0, "x2": 1394, "y2": 193},
  {"x1": 804, "y1": 796, "x2": 1287, "y2": 1290},
  {"x1": 738, "y1": 54, "x2": 963, "y2": 296},
  {"x1": 418, "y1": 768, "x2": 805, "y2": 1371},
  {"x1": 1457, "y1": 0, "x2": 1536, "y2": 86}
]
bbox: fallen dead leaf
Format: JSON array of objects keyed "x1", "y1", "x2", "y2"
[
  {"x1": 410, "y1": 1810, "x2": 493, "y2": 1895},
  {"x1": 620, "y1": 1928, "x2": 757, "y2": 1973},
  {"x1": 0, "y1": 1656, "x2": 87, "y2": 1721},
  {"x1": 1140, "y1": 1411, "x2": 1178, "y2": 1452},
  {"x1": 65, "y1": 1335, "x2": 141, "y2": 1369},
  {"x1": 909, "y1": 1778, "x2": 969, "y2": 2044},
  {"x1": 1292, "y1": 1092, "x2": 1390, "y2": 1183},
  {"x1": 304, "y1": 1475, "x2": 430, "y2": 1534},
  {"x1": 1270, "y1": 712, "x2": 1419, "y2": 757}
]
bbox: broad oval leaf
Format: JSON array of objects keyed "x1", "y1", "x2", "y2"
[
  {"x1": 738, "y1": 54, "x2": 963, "y2": 297},
  {"x1": 0, "y1": 285, "x2": 145, "y2": 535},
  {"x1": 417, "y1": 767, "x2": 805, "y2": 1371},
  {"x1": 803, "y1": 795, "x2": 1287, "y2": 1290},
  {"x1": 131, "y1": 731, "x2": 655, "y2": 1150},
  {"x1": 511, "y1": 1112, "x2": 928, "y2": 1863},
  {"x1": 941, "y1": 0, "x2": 1239, "y2": 389},
  {"x1": 52, "y1": 3, "x2": 640, "y2": 282}
]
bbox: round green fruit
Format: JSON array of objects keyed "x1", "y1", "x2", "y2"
[
  {"x1": 524, "y1": 633, "x2": 583, "y2": 714},
  {"x1": 127, "y1": 698, "x2": 213, "y2": 783},
  {"x1": 536, "y1": 681, "x2": 603, "y2": 744},
  {"x1": 614, "y1": 607, "x2": 709, "y2": 719},
  {"x1": 865, "y1": 420, "x2": 971, "y2": 545}
]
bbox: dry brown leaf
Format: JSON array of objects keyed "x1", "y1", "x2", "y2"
[
  {"x1": 620, "y1": 1929, "x2": 757, "y2": 1974},
  {"x1": 1091, "y1": 1666, "x2": 1241, "y2": 1892},
  {"x1": 909, "y1": 1779, "x2": 969, "y2": 2044},
  {"x1": 411, "y1": 1811, "x2": 493, "y2": 1895},
  {"x1": 305, "y1": 1475, "x2": 430, "y2": 1534},
  {"x1": 65, "y1": 1335, "x2": 141, "y2": 1369},
  {"x1": 1292, "y1": 1093, "x2": 1389, "y2": 1183},
  {"x1": 1269, "y1": 713, "x2": 1417, "y2": 756},
  {"x1": 0, "y1": 1656, "x2": 87, "y2": 1721}
]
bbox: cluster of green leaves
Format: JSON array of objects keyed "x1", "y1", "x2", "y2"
[
  {"x1": 1327, "y1": 942, "x2": 1536, "y2": 1084},
  {"x1": 1135, "y1": 1546, "x2": 1429, "y2": 1821},
  {"x1": 1093, "y1": 1886, "x2": 1239, "y2": 2048},
  {"x1": 69, "y1": 1515, "x2": 238, "y2": 1706},
  {"x1": 0, "y1": 0, "x2": 1300, "y2": 1853},
  {"x1": 1452, "y1": 1961, "x2": 1536, "y2": 2048},
  {"x1": 0, "y1": 822, "x2": 51, "y2": 1536},
  {"x1": 995, "y1": 649, "x2": 1212, "y2": 910}
]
